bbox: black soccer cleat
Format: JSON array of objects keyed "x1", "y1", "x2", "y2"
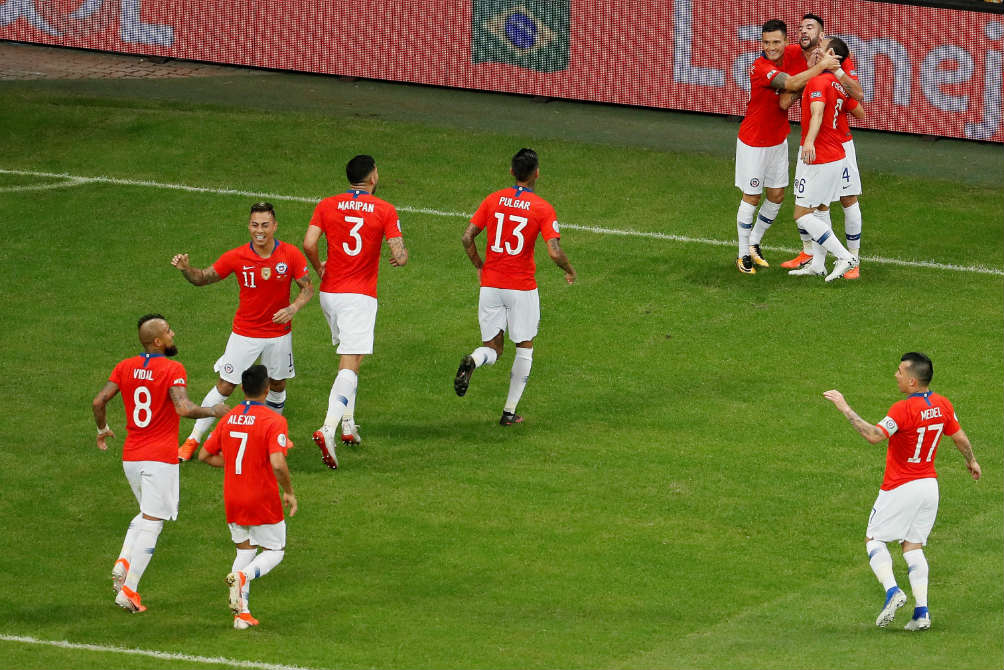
[
  {"x1": 454, "y1": 355, "x2": 475, "y2": 397},
  {"x1": 499, "y1": 411, "x2": 524, "y2": 426}
]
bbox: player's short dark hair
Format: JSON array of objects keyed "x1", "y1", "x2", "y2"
[
  {"x1": 346, "y1": 155, "x2": 376, "y2": 184},
  {"x1": 511, "y1": 148, "x2": 539, "y2": 182},
  {"x1": 250, "y1": 201, "x2": 275, "y2": 218},
  {"x1": 826, "y1": 37, "x2": 850, "y2": 64},
  {"x1": 901, "y1": 352, "x2": 934, "y2": 386},
  {"x1": 137, "y1": 313, "x2": 166, "y2": 329},
  {"x1": 802, "y1": 13, "x2": 824, "y2": 29},
  {"x1": 242, "y1": 364, "x2": 269, "y2": 397},
  {"x1": 761, "y1": 19, "x2": 787, "y2": 36}
]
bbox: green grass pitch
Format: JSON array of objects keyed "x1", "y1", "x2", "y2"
[{"x1": 0, "y1": 68, "x2": 1001, "y2": 669}]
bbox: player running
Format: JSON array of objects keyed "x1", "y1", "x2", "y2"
[
  {"x1": 171, "y1": 202, "x2": 313, "y2": 461},
  {"x1": 824, "y1": 352, "x2": 981, "y2": 631},
  {"x1": 198, "y1": 365, "x2": 297, "y2": 630},
  {"x1": 453, "y1": 148, "x2": 576, "y2": 425},
  {"x1": 92, "y1": 314, "x2": 228, "y2": 613}
]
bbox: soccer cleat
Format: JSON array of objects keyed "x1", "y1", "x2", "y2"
[
  {"x1": 904, "y1": 615, "x2": 931, "y2": 631},
  {"x1": 780, "y1": 250, "x2": 813, "y2": 269},
  {"x1": 178, "y1": 437, "x2": 199, "y2": 462},
  {"x1": 341, "y1": 419, "x2": 361, "y2": 446},
  {"x1": 115, "y1": 585, "x2": 146, "y2": 613},
  {"x1": 112, "y1": 558, "x2": 129, "y2": 594},
  {"x1": 735, "y1": 255, "x2": 756, "y2": 274},
  {"x1": 499, "y1": 411, "x2": 524, "y2": 426},
  {"x1": 454, "y1": 355, "x2": 476, "y2": 397},
  {"x1": 875, "y1": 586, "x2": 907, "y2": 628},
  {"x1": 749, "y1": 244, "x2": 769, "y2": 267},
  {"x1": 225, "y1": 571, "x2": 248, "y2": 615},
  {"x1": 788, "y1": 264, "x2": 825, "y2": 277},
  {"x1": 233, "y1": 612, "x2": 259, "y2": 630},
  {"x1": 312, "y1": 425, "x2": 339, "y2": 470},
  {"x1": 842, "y1": 265, "x2": 860, "y2": 280},
  {"x1": 826, "y1": 256, "x2": 860, "y2": 283}
]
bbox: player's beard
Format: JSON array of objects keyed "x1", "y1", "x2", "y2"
[{"x1": 165, "y1": 345, "x2": 179, "y2": 357}]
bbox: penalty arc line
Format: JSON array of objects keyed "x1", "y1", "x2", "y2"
[
  {"x1": 2, "y1": 168, "x2": 1001, "y2": 277},
  {"x1": 0, "y1": 633, "x2": 325, "y2": 670}
]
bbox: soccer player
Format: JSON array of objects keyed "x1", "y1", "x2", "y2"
[
  {"x1": 779, "y1": 14, "x2": 866, "y2": 276},
  {"x1": 823, "y1": 352, "x2": 981, "y2": 631},
  {"x1": 303, "y1": 154, "x2": 408, "y2": 469},
  {"x1": 786, "y1": 37, "x2": 862, "y2": 282},
  {"x1": 92, "y1": 314, "x2": 228, "y2": 613},
  {"x1": 734, "y1": 19, "x2": 839, "y2": 274},
  {"x1": 453, "y1": 148, "x2": 576, "y2": 425},
  {"x1": 171, "y1": 202, "x2": 313, "y2": 461},
  {"x1": 198, "y1": 364, "x2": 297, "y2": 630}
]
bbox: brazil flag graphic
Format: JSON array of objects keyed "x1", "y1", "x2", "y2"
[{"x1": 472, "y1": 0, "x2": 570, "y2": 73}]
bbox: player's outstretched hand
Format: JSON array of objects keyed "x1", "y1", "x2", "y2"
[
  {"x1": 171, "y1": 253, "x2": 190, "y2": 270},
  {"x1": 968, "y1": 460, "x2": 982, "y2": 481},
  {"x1": 283, "y1": 492, "x2": 298, "y2": 517},
  {"x1": 96, "y1": 427, "x2": 115, "y2": 451},
  {"x1": 565, "y1": 269, "x2": 576, "y2": 285},
  {"x1": 211, "y1": 403, "x2": 229, "y2": 418},
  {"x1": 822, "y1": 389, "x2": 847, "y2": 409}
]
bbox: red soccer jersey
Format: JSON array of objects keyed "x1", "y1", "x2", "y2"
[
  {"x1": 876, "y1": 391, "x2": 961, "y2": 491},
  {"x1": 212, "y1": 240, "x2": 309, "y2": 338},
  {"x1": 800, "y1": 72, "x2": 859, "y2": 164},
  {"x1": 203, "y1": 401, "x2": 290, "y2": 526},
  {"x1": 309, "y1": 189, "x2": 403, "y2": 298},
  {"x1": 738, "y1": 48, "x2": 806, "y2": 147},
  {"x1": 471, "y1": 185, "x2": 560, "y2": 291},
  {"x1": 834, "y1": 55, "x2": 859, "y2": 141},
  {"x1": 109, "y1": 354, "x2": 187, "y2": 464}
]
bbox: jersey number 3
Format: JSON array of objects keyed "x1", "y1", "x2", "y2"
[{"x1": 907, "y1": 423, "x2": 943, "y2": 463}]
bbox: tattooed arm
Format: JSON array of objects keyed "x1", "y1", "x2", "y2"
[{"x1": 822, "y1": 389, "x2": 886, "y2": 444}]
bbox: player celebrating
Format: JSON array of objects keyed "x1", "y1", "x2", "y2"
[
  {"x1": 303, "y1": 154, "x2": 408, "y2": 469},
  {"x1": 779, "y1": 14, "x2": 866, "y2": 276},
  {"x1": 198, "y1": 365, "x2": 297, "y2": 630},
  {"x1": 171, "y1": 202, "x2": 313, "y2": 462},
  {"x1": 823, "y1": 352, "x2": 981, "y2": 630},
  {"x1": 453, "y1": 148, "x2": 576, "y2": 425},
  {"x1": 92, "y1": 314, "x2": 228, "y2": 613},
  {"x1": 734, "y1": 19, "x2": 839, "y2": 274},
  {"x1": 786, "y1": 37, "x2": 862, "y2": 281}
]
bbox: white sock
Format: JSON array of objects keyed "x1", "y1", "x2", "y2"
[
  {"x1": 244, "y1": 549, "x2": 284, "y2": 582},
  {"x1": 343, "y1": 384, "x2": 356, "y2": 426},
  {"x1": 324, "y1": 369, "x2": 357, "y2": 427},
  {"x1": 233, "y1": 548, "x2": 257, "y2": 611},
  {"x1": 750, "y1": 199, "x2": 781, "y2": 245},
  {"x1": 843, "y1": 202, "x2": 862, "y2": 255},
  {"x1": 471, "y1": 346, "x2": 498, "y2": 368},
  {"x1": 903, "y1": 548, "x2": 929, "y2": 608},
  {"x1": 118, "y1": 513, "x2": 144, "y2": 564},
  {"x1": 190, "y1": 386, "x2": 229, "y2": 441},
  {"x1": 866, "y1": 540, "x2": 898, "y2": 591},
  {"x1": 736, "y1": 201, "x2": 755, "y2": 256},
  {"x1": 123, "y1": 518, "x2": 163, "y2": 591},
  {"x1": 504, "y1": 348, "x2": 533, "y2": 414},
  {"x1": 265, "y1": 389, "x2": 286, "y2": 414},
  {"x1": 797, "y1": 213, "x2": 851, "y2": 261}
]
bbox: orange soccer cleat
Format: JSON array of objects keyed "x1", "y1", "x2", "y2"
[
  {"x1": 780, "y1": 250, "x2": 813, "y2": 269},
  {"x1": 115, "y1": 585, "x2": 146, "y2": 613},
  {"x1": 842, "y1": 265, "x2": 860, "y2": 279},
  {"x1": 233, "y1": 612, "x2": 259, "y2": 630},
  {"x1": 178, "y1": 438, "x2": 199, "y2": 462}
]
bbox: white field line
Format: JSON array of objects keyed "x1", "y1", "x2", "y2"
[
  {"x1": 3, "y1": 168, "x2": 1001, "y2": 277},
  {"x1": 0, "y1": 633, "x2": 325, "y2": 670}
]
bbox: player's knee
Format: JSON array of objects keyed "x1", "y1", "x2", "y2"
[
  {"x1": 269, "y1": 379, "x2": 286, "y2": 392},
  {"x1": 217, "y1": 379, "x2": 237, "y2": 396}
]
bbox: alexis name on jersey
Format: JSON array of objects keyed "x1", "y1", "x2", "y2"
[{"x1": 226, "y1": 413, "x2": 258, "y2": 426}]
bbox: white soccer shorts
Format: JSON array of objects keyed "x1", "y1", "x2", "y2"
[
  {"x1": 319, "y1": 292, "x2": 378, "y2": 354},
  {"x1": 839, "y1": 139, "x2": 862, "y2": 197},
  {"x1": 794, "y1": 157, "x2": 846, "y2": 208},
  {"x1": 866, "y1": 478, "x2": 939, "y2": 546},
  {"x1": 229, "y1": 520, "x2": 286, "y2": 551},
  {"x1": 123, "y1": 460, "x2": 179, "y2": 521},
  {"x1": 215, "y1": 332, "x2": 295, "y2": 384},
  {"x1": 735, "y1": 138, "x2": 789, "y2": 194},
  {"x1": 478, "y1": 286, "x2": 540, "y2": 344}
]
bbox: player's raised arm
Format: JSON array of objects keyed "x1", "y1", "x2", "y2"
[
  {"x1": 461, "y1": 223, "x2": 484, "y2": 270},
  {"x1": 92, "y1": 381, "x2": 120, "y2": 450},
  {"x1": 822, "y1": 389, "x2": 886, "y2": 444},
  {"x1": 388, "y1": 236, "x2": 408, "y2": 267},
  {"x1": 171, "y1": 253, "x2": 221, "y2": 286},
  {"x1": 168, "y1": 385, "x2": 228, "y2": 419},
  {"x1": 771, "y1": 51, "x2": 839, "y2": 92},
  {"x1": 546, "y1": 238, "x2": 576, "y2": 285}
]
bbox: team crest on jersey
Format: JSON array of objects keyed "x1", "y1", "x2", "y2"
[
  {"x1": 810, "y1": 91, "x2": 823, "y2": 99},
  {"x1": 224, "y1": 363, "x2": 234, "y2": 374},
  {"x1": 276, "y1": 262, "x2": 288, "y2": 275},
  {"x1": 261, "y1": 267, "x2": 272, "y2": 280},
  {"x1": 750, "y1": 178, "x2": 760, "y2": 188}
]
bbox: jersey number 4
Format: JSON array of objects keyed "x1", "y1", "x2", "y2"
[
  {"x1": 907, "y1": 423, "x2": 943, "y2": 463},
  {"x1": 490, "y1": 213, "x2": 528, "y2": 255}
]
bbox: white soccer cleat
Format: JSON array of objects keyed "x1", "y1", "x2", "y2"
[
  {"x1": 341, "y1": 419, "x2": 361, "y2": 446},
  {"x1": 788, "y1": 264, "x2": 825, "y2": 277},
  {"x1": 875, "y1": 587, "x2": 907, "y2": 627},
  {"x1": 825, "y1": 256, "x2": 859, "y2": 282},
  {"x1": 312, "y1": 425, "x2": 338, "y2": 469},
  {"x1": 904, "y1": 615, "x2": 931, "y2": 631},
  {"x1": 111, "y1": 558, "x2": 128, "y2": 594},
  {"x1": 225, "y1": 571, "x2": 247, "y2": 615}
]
